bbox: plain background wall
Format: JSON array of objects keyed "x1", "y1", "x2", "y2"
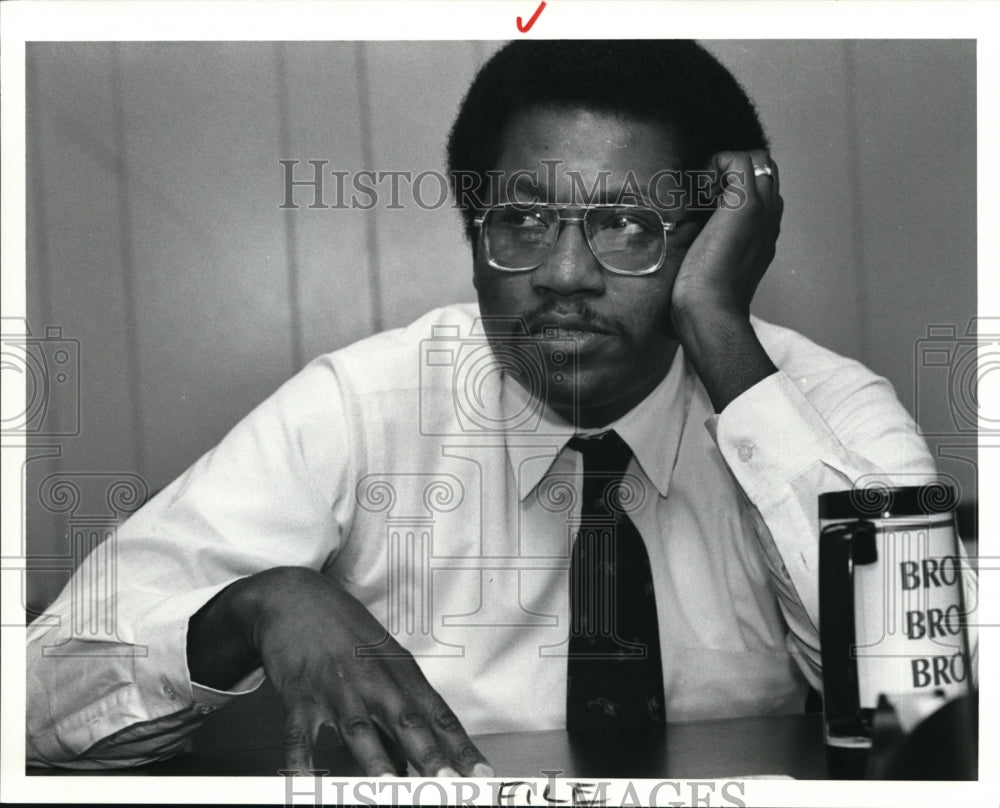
[{"x1": 22, "y1": 40, "x2": 977, "y2": 614}]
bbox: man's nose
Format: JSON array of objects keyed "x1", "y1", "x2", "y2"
[{"x1": 529, "y1": 221, "x2": 606, "y2": 297}]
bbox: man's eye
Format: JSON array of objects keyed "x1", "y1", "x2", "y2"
[
  {"x1": 607, "y1": 214, "x2": 654, "y2": 235},
  {"x1": 508, "y1": 210, "x2": 549, "y2": 229}
]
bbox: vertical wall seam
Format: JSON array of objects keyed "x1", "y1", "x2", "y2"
[
  {"x1": 841, "y1": 40, "x2": 872, "y2": 365},
  {"x1": 354, "y1": 42, "x2": 384, "y2": 334},
  {"x1": 275, "y1": 43, "x2": 305, "y2": 372},
  {"x1": 109, "y1": 44, "x2": 147, "y2": 480}
]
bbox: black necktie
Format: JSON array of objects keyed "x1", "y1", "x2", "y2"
[{"x1": 566, "y1": 431, "x2": 666, "y2": 730}]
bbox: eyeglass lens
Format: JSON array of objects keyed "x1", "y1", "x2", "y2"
[{"x1": 484, "y1": 206, "x2": 664, "y2": 273}]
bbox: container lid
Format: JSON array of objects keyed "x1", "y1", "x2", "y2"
[{"x1": 819, "y1": 483, "x2": 957, "y2": 520}]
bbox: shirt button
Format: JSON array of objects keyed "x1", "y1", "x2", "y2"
[
  {"x1": 737, "y1": 443, "x2": 755, "y2": 462},
  {"x1": 196, "y1": 704, "x2": 215, "y2": 715},
  {"x1": 163, "y1": 683, "x2": 176, "y2": 699}
]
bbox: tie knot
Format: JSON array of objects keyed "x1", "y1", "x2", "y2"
[{"x1": 568, "y1": 430, "x2": 633, "y2": 476}]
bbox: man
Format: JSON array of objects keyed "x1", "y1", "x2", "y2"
[{"x1": 26, "y1": 40, "x2": 944, "y2": 776}]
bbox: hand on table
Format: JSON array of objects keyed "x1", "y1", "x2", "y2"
[{"x1": 188, "y1": 566, "x2": 493, "y2": 777}]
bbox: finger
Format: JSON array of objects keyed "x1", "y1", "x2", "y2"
[
  {"x1": 375, "y1": 721, "x2": 409, "y2": 776},
  {"x1": 769, "y1": 157, "x2": 780, "y2": 188},
  {"x1": 699, "y1": 151, "x2": 737, "y2": 204},
  {"x1": 384, "y1": 657, "x2": 494, "y2": 777},
  {"x1": 708, "y1": 151, "x2": 761, "y2": 215},
  {"x1": 378, "y1": 696, "x2": 457, "y2": 778},
  {"x1": 747, "y1": 148, "x2": 779, "y2": 198},
  {"x1": 333, "y1": 695, "x2": 398, "y2": 777},
  {"x1": 746, "y1": 148, "x2": 771, "y2": 170},
  {"x1": 417, "y1": 690, "x2": 495, "y2": 777},
  {"x1": 729, "y1": 151, "x2": 780, "y2": 227},
  {"x1": 282, "y1": 700, "x2": 322, "y2": 776}
]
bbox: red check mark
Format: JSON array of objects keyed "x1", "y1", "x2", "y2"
[{"x1": 517, "y1": 1, "x2": 546, "y2": 33}]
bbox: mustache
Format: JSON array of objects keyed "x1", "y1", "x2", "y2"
[{"x1": 523, "y1": 300, "x2": 622, "y2": 335}]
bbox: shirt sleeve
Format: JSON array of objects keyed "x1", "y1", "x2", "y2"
[
  {"x1": 705, "y1": 365, "x2": 973, "y2": 691},
  {"x1": 26, "y1": 356, "x2": 356, "y2": 768}
]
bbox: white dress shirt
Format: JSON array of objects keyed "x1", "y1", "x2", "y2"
[{"x1": 26, "y1": 303, "x2": 946, "y2": 768}]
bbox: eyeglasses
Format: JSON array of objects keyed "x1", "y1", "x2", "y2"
[{"x1": 473, "y1": 203, "x2": 678, "y2": 276}]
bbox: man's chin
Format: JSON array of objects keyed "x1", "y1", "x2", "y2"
[
  {"x1": 542, "y1": 355, "x2": 676, "y2": 428},
  {"x1": 538, "y1": 370, "x2": 626, "y2": 428}
]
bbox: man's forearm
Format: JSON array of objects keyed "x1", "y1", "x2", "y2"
[
  {"x1": 187, "y1": 576, "x2": 261, "y2": 690},
  {"x1": 673, "y1": 304, "x2": 778, "y2": 413}
]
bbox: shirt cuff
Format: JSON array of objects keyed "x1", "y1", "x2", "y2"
[
  {"x1": 707, "y1": 370, "x2": 842, "y2": 503},
  {"x1": 130, "y1": 579, "x2": 264, "y2": 719},
  {"x1": 191, "y1": 669, "x2": 266, "y2": 705}
]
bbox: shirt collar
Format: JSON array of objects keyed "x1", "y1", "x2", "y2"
[{"x1": 502, "y1": 347, "x2": 693, "y2": 501}]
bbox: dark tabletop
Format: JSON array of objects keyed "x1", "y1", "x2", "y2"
[{"x1": 27, "y1": 680, "x2": 828, "y2": 779}]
